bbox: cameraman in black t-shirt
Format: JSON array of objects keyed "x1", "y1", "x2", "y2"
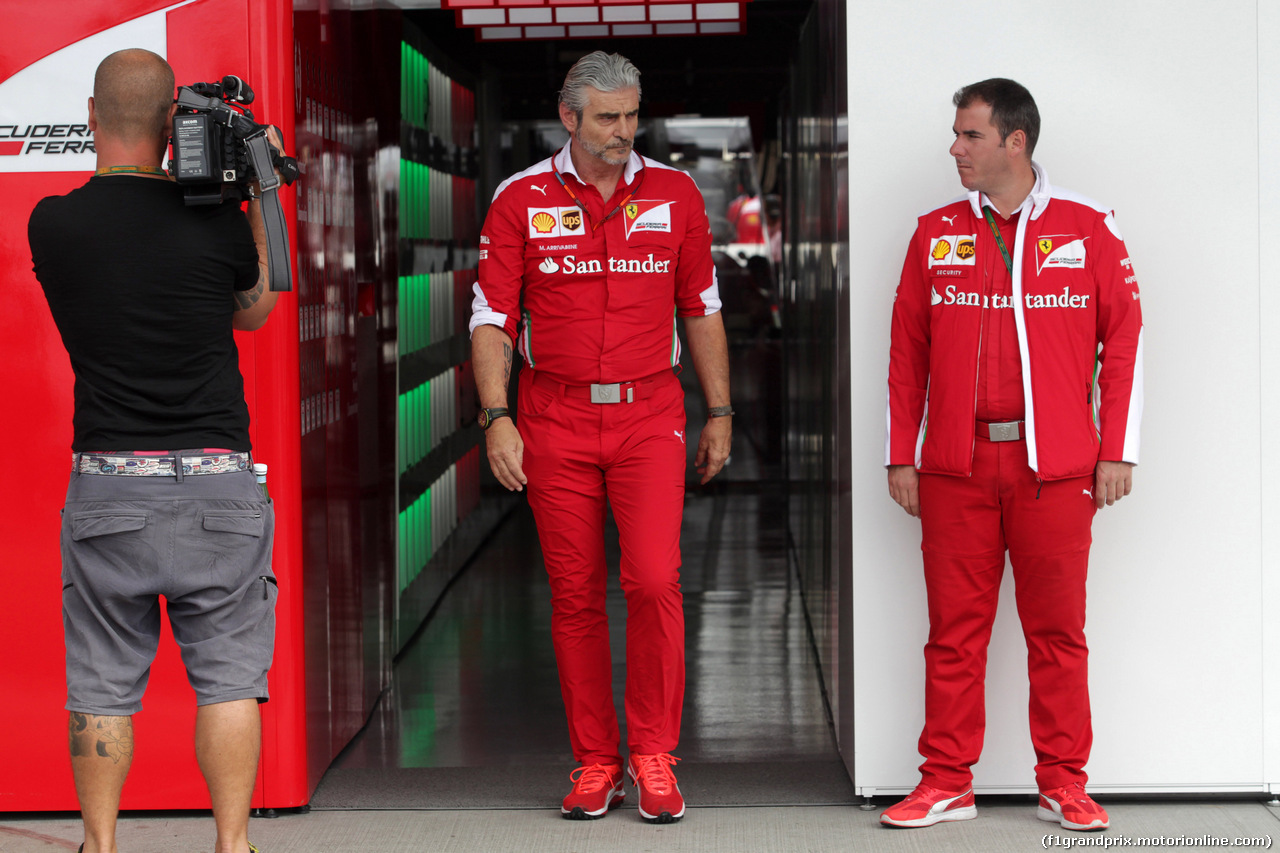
[{"x1": 28, "y1": 49, "x2": 285, "y2": 853}]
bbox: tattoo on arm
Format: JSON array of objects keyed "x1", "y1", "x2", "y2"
[
  {"x1": 234, "y1": 279, "x2": 266, "y2": 311},
  {"x1": 69, "y1": 712, "x2": 135, "y2": 764},
  {"x1": 502, "y1": 342, "x2": 512, "y2": 390}
]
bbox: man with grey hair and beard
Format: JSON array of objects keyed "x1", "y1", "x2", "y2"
[
  {"x1": 470, "y1": 50, "x2": 730, "y2": 823},
  {"x1": 29, "y1": 48, "x2": 283, "y2": 853}
]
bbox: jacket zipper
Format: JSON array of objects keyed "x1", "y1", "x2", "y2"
[{"x1": 970, "y1": 239, "x2": 992, "y2": 477}]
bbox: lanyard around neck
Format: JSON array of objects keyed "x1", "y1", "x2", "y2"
[
  {"x1": 95, "y1": 165, "x2": 168, "y2": 177},
  {"x1": 982, "y1": 205, "x2": 1014, "y2": 275},
  {"x1": 552, "y1": 163, "x2": 643, "y2": 234}
]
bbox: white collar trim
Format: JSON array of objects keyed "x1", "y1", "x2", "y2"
[
  {"x1": 554, "y1": 143, "x2": 644, "y2": 186},
  {"x1": 968, "y1": 161, "x2": 1052, "y2": 220}
]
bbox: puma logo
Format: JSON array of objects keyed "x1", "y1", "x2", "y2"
[
  {"x1": 674, "y1": 430, "x2": 685, "y2": 444},
  {"x1": 1083, "y1": 489, "x2": 1093, "y2": 498},
  {"x1": 531, "y1": 184, "x2": 547, "y2": 196},
  {"x1": 941, "y1": 215, "x2": 957, "y2": 225}
]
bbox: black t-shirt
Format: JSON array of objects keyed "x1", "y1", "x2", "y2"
[{"x1": 29, "y1": 175, "x2": 260, "y2": 451}]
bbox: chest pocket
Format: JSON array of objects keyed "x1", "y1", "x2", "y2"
[
  {"x1": 1033, "y1": 238, "x2": 1088, "y2": 275},
  {"x1": 615, "y1": 202, "x2": 680, "y2": 279}
]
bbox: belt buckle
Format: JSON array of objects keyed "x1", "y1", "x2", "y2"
[
  {"x1": 590, "y1": 383, "x2": 623, "y2": 404},
  {"x1": 988, "y1": 421, "x2": 1021, "y2": 442}
]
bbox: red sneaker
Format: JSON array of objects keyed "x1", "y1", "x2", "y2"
[
  {"x1": 627, "y1": 753, "x2": 685, "y2": 823},
  {"x1": 1038, "y1": 782, "x2": 1109, "y2": 831},
  {"x1": 879, "y1": 784, "x2": 977, "y2": 828},
  {"x1": 561, "y1": 763, "x2": 625, "y2": 820}
]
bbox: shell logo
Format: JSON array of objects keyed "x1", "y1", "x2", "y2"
[
  {"x1": 532, "y1": 212, "x2": 556, "y2": 234},
  {"x1": 956, "y1": 239, "x2": 975, "y2": 260},
  {"x1": 931, "y1": 239, "x2": 952, "y2": 261},
  {"x1": 1039, "y1": 238, "x2": 1053, "y2": 255}
]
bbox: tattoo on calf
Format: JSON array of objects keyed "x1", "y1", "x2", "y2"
[
  {"x1": 69, "y1": 712, "x2": 135, "y2": 764},
  {"x1": 69, "y1": 712, "x2": 89, "y2": 756}
]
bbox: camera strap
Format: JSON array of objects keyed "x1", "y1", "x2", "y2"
[
  {"x1": 257, "y1": 187, "x2": 292, "y2": 292},
  {"x1": 245, "y1": 133, "x2": 293, "y2": 292}
]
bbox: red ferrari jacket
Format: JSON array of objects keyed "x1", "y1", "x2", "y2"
[
  {"x1": 470, "y1": 144, "x2": 720, "y2": 385},
  {"x1": 886, "y1": 163, "x2": 1144, "y2": 481}
]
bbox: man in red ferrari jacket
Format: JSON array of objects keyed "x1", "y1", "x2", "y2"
[
  {"x1": 880, "y1": 79, "x2": 1143, "y2": 832},
  {"x1": 469, "y1": 51, "x2": 731, "y2": 824}
]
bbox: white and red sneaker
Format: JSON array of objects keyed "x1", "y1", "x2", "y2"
[
  {"x1": 627, "y1": 753, "x2": 684, "y2": 823},
  {"x1": 561, "y1": 763, "x2": 625, "y2": 820},
  {"x1": 879, "y1": 784, "x2": 977, "y2": 828},
  {"x1": 1038, "y1": 782, "x2": 1109, "y2": 831}
]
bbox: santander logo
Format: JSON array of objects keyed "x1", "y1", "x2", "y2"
[
  {"x1": 539, "y1": 253, "x2": 673, "y2": 276},
  {"x1": 935, "y1": 283, "x2": 1090, "y2": 310}
]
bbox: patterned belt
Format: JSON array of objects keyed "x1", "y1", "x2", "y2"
[{"x1": 73, "y1": 451, "x2": 252, "y2": 476}]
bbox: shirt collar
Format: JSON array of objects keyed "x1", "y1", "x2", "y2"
[
  {"x1": 554, "y1": 142, "x2": 644, "y2": 189},
  {"x1": 969, "y1": 160, "x2": 1052, "y2": 220}
]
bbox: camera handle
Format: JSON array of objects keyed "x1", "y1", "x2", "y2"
[
  {"x1": 173, "y1": 87, "x2": 294, "y2": 292},
  {"x1": 244, "y1": 132, "x2": 293, "y2": 292}
]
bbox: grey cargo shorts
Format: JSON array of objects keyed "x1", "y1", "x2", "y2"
[{"x1": 61, "y1": 464, "x2": 277, "y2": 715}]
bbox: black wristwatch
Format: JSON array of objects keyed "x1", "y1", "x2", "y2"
[{"x1": 478, "y1": 407, "x2": 511, "y2": 430}]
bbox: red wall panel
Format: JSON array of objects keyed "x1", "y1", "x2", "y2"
[
  {"x1": 0, "y1": 0, "x2": 307, "y2": 811},
  {"x1": 2, "y1": 0, "x2": 419, "y2": 813}
]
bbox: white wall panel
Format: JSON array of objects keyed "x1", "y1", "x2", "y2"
[
  {"x1": 848, "y1": 0, "x2": 1267, "y2": 793},
  {"x1": 1260, "y1": 0, "x2": 1280, "y2": 795}
]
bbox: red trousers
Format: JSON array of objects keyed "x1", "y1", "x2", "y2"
[
  {"x1": 916, "y1": 435, "x2": 1097, "y2": 791},
  {"x1": 520, "y1": 367, "x2": 687, "y2": 766}
]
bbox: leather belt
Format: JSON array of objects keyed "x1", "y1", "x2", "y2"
[
  {"x1": 976, "y1": 420, "x2": 1024, "y2": 442},
  {"x1": 541, "y1": 370, "x2": 671, "y2": 404},
  {"x1": 74, "y1": 451, "x2": 252, "y2": 476}
]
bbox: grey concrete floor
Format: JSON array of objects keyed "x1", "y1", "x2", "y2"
[
  {"x1": 12, "y1": 368, "x2": 1276, "y2": 852},
  {"x1": 3, "y1": 800, "x2": 1280, "y2": 853}
]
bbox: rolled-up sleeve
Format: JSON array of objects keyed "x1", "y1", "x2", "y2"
[
  {"x1": 470, "y1": 188, "x2": 525, "y2": 340},
  {"x1": 673, "y1": 175, "x2": 719, "y2": 317}
]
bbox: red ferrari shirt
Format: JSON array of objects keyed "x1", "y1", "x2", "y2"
[
  {"x1": 470, "y1": 145, "x2": 721, "y2": 385},
  {"x1": 975, "y1": 207, "x2": 1025, "y2": 422}
]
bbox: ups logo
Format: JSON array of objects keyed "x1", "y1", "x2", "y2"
[
  {"x1": 956, "y1": 239, "x2": 975, "y2": 260},
  {"x1": 561, "y1": 209, "x2": 582, "y2": 231}
]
